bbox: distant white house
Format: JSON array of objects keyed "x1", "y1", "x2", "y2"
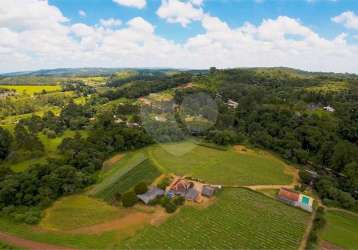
[
  {"x1": 227, "y1": 99, "x2": 239, "y2": 109},
  {"x1": 323, "y1": 106, "x2": 335, "y2": 112}
]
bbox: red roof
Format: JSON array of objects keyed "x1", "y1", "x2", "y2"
[
  {"x1": 169, "y1": 179, "x2": 189, "y2": 193},
  {"x1": 278, "y1": 188, "x2": 300, "y2": 202}
]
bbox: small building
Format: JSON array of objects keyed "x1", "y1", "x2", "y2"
[
  {"x1": 185, "y1": 188, "x2": 200, "y2": 201},
  {"x1": 137, "y1": 187, "x2": 165, "y2": 204},
  {"x1": 227, "y1": 99, "x2": 239, "y2": 109},
  {"x1": 277, "y1": 188, "x2": 314, "y2": 212},
  {"x1": 277, "y1": 188, "x2": 300, "y2": 207},
  {"x1": 202, "y1": 185, "x2": 215, "y2": 197},
  {"x1": 169, "y1": 178, "x2": 190, "y2": 196},
  {"x1": 323, "y1": 106, "x2": 335, "y2": 112}
]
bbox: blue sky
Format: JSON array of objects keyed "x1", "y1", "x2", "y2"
[
  {"x1": 1, "y1": 0, "x2": 358, "y2": 73},
  {"x1": 50, "y1": 0, "x2": 357, "y2": 43}
]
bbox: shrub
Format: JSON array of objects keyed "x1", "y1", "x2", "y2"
[
  {"x1": 122, "y1": 191, "x2": 138, "y2": 207},
  {"x1": 115, "y1": 192, "x2": 122, "y2": 202},
  {"x1": 157, "y1": 177, "x2": 171, "y2": 190},
  {"x1": 159, "y1": 196, "x2": 171, "y2": 207},
  {"x1": 164, "y1": 202, "x2": 177, "y2": 213},
  {"x1": 173, "y1": 196, "x2": 185, "y2": 206},
  {"x1": 134, "y1": 182, "x2": 148, "y2": 195}
]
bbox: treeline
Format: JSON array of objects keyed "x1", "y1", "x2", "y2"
[{"x1": 102, "y1": 73, "x2": 191, "y2": 100}]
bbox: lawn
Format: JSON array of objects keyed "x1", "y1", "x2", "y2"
[
  {"x1": 40, "y1": 195, "x2": 125, "y2": 231},
  {"x1": 119, "y1": 188, "x2": 309, "y2": 249},
  {"x1": 0, "y1": 85, "x2": 62, "y2": 95},
  {"x1": 90, "y1": 150, "x2": 161, "y2": 202},
  {"x1": 321, "y1": 210, "x2": 358, "y2": 250},
  {"x1": 148, "y1": 141, "x2": 292, "y2": 186}
]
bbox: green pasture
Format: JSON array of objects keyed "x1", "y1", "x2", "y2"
[
  {"x1": 120, "y1": 188, "x2": 309, "y2": 249},
  {"x1": 40, "y1": 195, "x2": 124, "y2": 231},
  {"x1": 8, "y1": 130, "x2": 88, "y2": 172},
  {"x1": 148, "y1": 141, "x2": 292, "y2": 186},
  {"x1": 321, "y1": 210, "x2": 358, "y2": 250}
]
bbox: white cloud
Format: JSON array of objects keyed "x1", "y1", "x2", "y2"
[
  {"x1": 100, "y1": 18, "x2": 122, "y2": 28},
  {"x1": 0, "y1": 0, "x2": 358, "y2": 74},
  {"x1": 79, "y1": 10, "x2": 86, "y2": 17},
  {"x1": 332, "y1": 11, "x2": 358, "y2": 29},
  {"x1": 113, "y1": 0, "x2": 146, "y2": 9},
  {"x1": 191, "y1": 0, "x2": 204, "y2": 6},
  {"x1": 157, "y1": 0, "x2": 204, "y2": 27}
]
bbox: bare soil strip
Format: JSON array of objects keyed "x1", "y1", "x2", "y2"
[
  {"x1": 0, "y1": 232, "x2": 76, "y2": 250},
  {"x1": 102, "y1": 153, "x2": 124, "y2": 171},
  {"x1": 319, "y1": 241, "x2": 345, "y2": 250}
]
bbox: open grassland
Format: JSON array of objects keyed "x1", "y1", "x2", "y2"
[
  {"x1": 91, "y1": 151, "x2": 161, "y2": 202},
  {"x1": 148, "y1": 141, "x2": 292, "y2": 186},
  {"x1": 40, "y1": 195, "x2": 124, "y2": 231},
  {"x1": 120, "y1": 188, "x2": 309, "y2": 249},
  {"x1": 8, "y1": 130, "x2": 88, "y2": 172},
  {"x1": 321, "y1": 210, "x2": 358, "y2": 250},
  {"x1": 0, "y1": 85, "x2": 62, "y2": 95}
]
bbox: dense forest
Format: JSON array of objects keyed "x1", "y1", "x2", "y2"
[{"x1": 0, "y1": 67, "x2": 357, "y2": 224}]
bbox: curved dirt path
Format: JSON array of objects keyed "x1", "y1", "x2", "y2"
[{"x1": 0, "y1": 231, "x2": 76, "y2": 250}]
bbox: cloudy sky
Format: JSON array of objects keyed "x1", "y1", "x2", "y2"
[{"x1": 0, "y1": 0, "x2": 358, "y2": 73}]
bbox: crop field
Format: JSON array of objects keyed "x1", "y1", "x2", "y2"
[
  {"x1": 40, "y1": 195, "x2": 125, "y2": 231},
  {"x1": 0, "y1": 85, "x2": 62, "y2": 95},
  {"x1": 321, "y1": 210, "x2": 358, "y2": 249},
  {"x1": 148, "y1": 142, "x2": 292, "y2": 186},
  {"x1": 120, "y1": 188, "x2": 309, "y2": 249},
  {"x1": 89, "y1": 149, "x2": 161, "y2": 202}
]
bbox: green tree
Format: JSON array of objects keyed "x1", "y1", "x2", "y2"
[{"x1": 0, "y1": 127, "x2": 12, "y2": 160}]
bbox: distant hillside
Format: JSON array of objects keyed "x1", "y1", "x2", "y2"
[{"x1": 0, "y1": 67, "x2": 197, "y2": 77}]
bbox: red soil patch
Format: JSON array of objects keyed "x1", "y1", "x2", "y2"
[
  {"x1": 320, "y1": 241, "x2": 344, "y2": 250},
  {"x1": 0, "y1": 231, "x2": 76, "y2": 250},
  {"x1": 102, "y1": 153, "x2": 124, "y2": 171}
]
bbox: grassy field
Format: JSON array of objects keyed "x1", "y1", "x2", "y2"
[
  {"x1": 40, "y1": 195, "x2": 124, "y2": 231},
  {"x1": 8, "y1": 130, "x2": 88, "y2": 172},
  {"x1": 0, "y1": 85, "x2": 62, "y2": 95},
  {"x1": 321, "y1": 210, "x2": 358, "y2": 249},
  {"x1": 90, "y1": 150, "x2": 161, "y2": 202},
  {"x1": 148, "y1": 141, "x2": 292, "y2": 186},
  {"x1": 119, "y1": 188, "x2": 309, "y2": 249}
]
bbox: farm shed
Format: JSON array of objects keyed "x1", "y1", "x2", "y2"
[
  {"x1": 185, "y1": 188, "x2": 200, "y2": 201},
  {"x1": 137, "y1": 187, "x2": 165, "y2": 204},
  {"x1": 202, "y1": 185, "x2": 215, "y2": 197},
  {"x1": 277, "y1": 188, "x2": 300, "y2": 206},
  {"x1": 277, "y1": 188, "x2": 314, "y2": 212}
]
